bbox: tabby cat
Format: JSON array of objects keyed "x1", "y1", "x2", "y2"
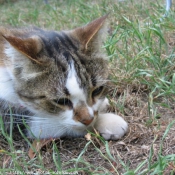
[{"x1": 0, "y1": 16, "x2": 128, "y2": 140}]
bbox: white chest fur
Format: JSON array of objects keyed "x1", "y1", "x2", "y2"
[{"x1": 0, "y1": 67, "x2": 20, "y2": 105}]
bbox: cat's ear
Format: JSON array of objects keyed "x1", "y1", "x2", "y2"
[
  {"x1": 72, "y1": 15, "x2": 108, "y2": 51},
  {"x1": 3, "y1": 35, "x2": 42, "y2": 64}
]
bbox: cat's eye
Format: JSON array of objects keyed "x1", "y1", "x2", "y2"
[
  {"x1": 92, "y1": 86, "x2": 104, "y2": 97},
  {"x1": 53, "y1": 98, "x2": 72, "y2": 107}
]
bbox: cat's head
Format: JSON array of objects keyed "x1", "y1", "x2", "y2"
[{"x1": 2, "y1": 15, "x2": 109, "y2": 138}]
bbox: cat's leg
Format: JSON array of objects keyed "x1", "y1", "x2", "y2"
[
  {"x1": 94, "y1": 98, "x2": 128, "y2": 140},
  {"x1": 94, "y1": 113, "x2": 128, "y2": 140}
]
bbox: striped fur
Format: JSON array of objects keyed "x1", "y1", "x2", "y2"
[{"x1": 0, "y1": 16, "x2": 128, "y2": 140}]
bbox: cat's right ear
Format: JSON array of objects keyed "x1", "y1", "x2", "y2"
[
  {"x1": 71, "y1": 15, "x2": 108, "y2": 52},
  {"x1": 3, "y1": 35, "x2": 42, "y2": 64}
]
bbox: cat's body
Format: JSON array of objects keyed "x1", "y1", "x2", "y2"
[{"x1": 0, "y1": 16, "x2": 128, "y2": 140}]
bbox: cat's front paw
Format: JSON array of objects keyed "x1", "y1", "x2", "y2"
[{"x1": 94, "y1": 113, "x2": 128, "y2": 140}]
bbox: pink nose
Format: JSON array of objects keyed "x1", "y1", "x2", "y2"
[
  {"x1": 80, "y1": 118, "x2": 94, "y2": 125},
  {"x1": 74, "y1": 105, "x2": 94, "y2": 126}
]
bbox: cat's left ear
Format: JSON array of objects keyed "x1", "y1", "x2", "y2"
[
  {"x1": 71, "y1": 15, "x2": 108, "y2": 52},
  {"x1": 3, "y1": 35, "x2": 42, "y2": 64}
]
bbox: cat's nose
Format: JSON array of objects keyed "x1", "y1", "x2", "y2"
[
  {"x1": 74, "y1": 106, "x2": 94, "y2": 125},
  {"x1": 80, "y1": 118, "x2": 94, "y2": 125}
]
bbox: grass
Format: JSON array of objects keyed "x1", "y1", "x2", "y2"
[{"x1": 0, "y1": 0, "x2": 175, "y2": 174}]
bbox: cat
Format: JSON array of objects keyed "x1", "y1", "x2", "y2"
[{"x1": 0, "y1": 15, "x2": 128, "y2": 140}]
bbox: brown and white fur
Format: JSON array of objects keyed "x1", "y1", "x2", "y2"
[{"x1": 0, "y1": 16, "x2": 128, "y2": 140}]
